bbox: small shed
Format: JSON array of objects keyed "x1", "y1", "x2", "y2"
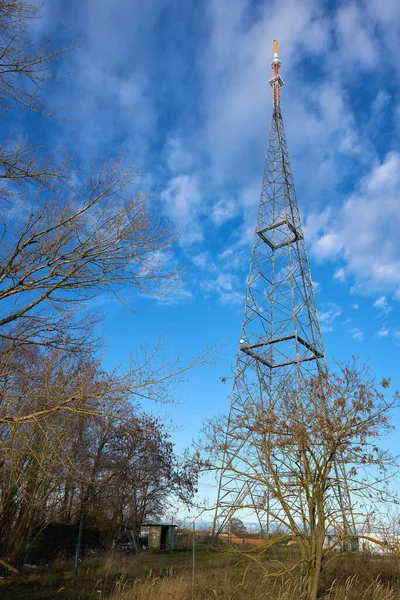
[{"x1": 139, "y1": 523, "x2": 177, "y2": 552}]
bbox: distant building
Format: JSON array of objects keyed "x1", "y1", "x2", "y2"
[
  {"x1": 325, "y1": 533, "x2": 400, "y2": 554},
  {"x1": 324, "y1": 534, "x2": 359, "y2": 552},
  {"x1": 139, "y1": 523, "x2": 177, "y2": 552},
  {"x1": 358, "y1": 533, "x2": 400, "y2": 554}
]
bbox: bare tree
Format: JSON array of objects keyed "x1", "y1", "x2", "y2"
[
  {"x1": 0, "y1": 1, "x2": 186, "y2": 421},
  {"x1": 0, "y1": 1, "x2": 74, "y2": 115},
  {"x1": 203, "y1": 360, "x2": 400, "y2": 600},
  {"x1": 0, "y1": 333, "x2": 218, "y2": 423},
  {"x1": 0, "y1": 157, "x2": 178, "y2": 347},
  {"x1": 0, "y1": 0, "x2": 215, "y2": 567},
  {"x1": 0, "y1": 0, "x2": 77, "y2": 189},
  {"x1": 0, "y1": 0, "x2": 179, "y2": 357},
  {"x1": 0, "y1": 338, "x2": 214, "y2": 562},
  {"x1": 69, "y1": 413, "x2": 198, "y2": 549}
]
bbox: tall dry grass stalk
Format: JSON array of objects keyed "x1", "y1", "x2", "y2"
[
  {"x1": 107, "y1": 572, "x2": 398, "y2": 600},
  {"x1": 325, "y1": 575, "x2": 397, "y2": 600}
]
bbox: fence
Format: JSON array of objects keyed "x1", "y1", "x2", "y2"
[{"x1": 173, "y1": 520, "x2": 272, "y2": 554}]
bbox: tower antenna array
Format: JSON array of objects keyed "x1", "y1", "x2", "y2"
[{"x1": 212, "y1": 40, "x2": 355, "y2": 540}]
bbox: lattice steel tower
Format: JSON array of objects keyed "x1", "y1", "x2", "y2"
[{"x1": 212, "y1": 41, "x2": 353, "y2": 537}]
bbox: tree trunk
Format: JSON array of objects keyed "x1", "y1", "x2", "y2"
[{"x1": 308, "y1": 504, "x2": 326, "y2": 600}]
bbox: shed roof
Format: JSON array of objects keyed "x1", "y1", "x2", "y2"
[{"x1": 141, "y1": 523, "x2": 177, "y2": 528}]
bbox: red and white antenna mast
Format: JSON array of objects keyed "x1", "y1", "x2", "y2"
[
  {"x1": 212, "y1": 37, "x2": 356, "y2": 543},
  {"x1": 269, "y1": 39, "x2": 284, "y2": 113}
]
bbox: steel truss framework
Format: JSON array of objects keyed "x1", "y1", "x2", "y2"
[{"x1": 212, "y1": 43, "x2": 355, "y2": 539}]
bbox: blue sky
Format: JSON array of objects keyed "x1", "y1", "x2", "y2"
[{"x1": 24, "y1": 0, "x2": 400, "y2": 506}]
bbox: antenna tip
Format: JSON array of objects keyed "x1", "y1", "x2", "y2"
[{"x1": 273, "y1": 40, "x2": 278, "y2": 55}]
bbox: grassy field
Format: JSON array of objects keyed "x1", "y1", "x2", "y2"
[{"x1": 0, "y1": 548, "x2": 400, "y2": 599}]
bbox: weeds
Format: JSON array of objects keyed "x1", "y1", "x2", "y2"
[
  {"x1": 0, "y1": 551, "x2": 399, "y2": 599},
  {"x1": 107, "y1": 571, "x2": 399, "y2": 599}
]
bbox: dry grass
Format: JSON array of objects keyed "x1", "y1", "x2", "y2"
[
  {"x1": 325, "y1": 575, "x2": 397, "y2": 600},
  {"x1": 108, "y1": 571, "x2": 399, "y2": 600},
  {"x1": 96, "y1": 550, "x2": 400, "y2": 600},
  {"x1": 0, "y1": 550, "x2": 399, "y2": 599}
]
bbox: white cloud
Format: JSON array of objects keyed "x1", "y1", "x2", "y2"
[
  {"x1": 333, "y1": 268, "x2": 346, "y2": 282},
  {"x1": 373, "y1": 296, "x2": 387, "y2": 309},
  {"x1": 393, "y1": 288, "x2": 400, "y2": 301},
  {"x1": 307, "y1": 152, "x2": 400, "y2": 293},
  {"x1": 350, "y1": 328, "x2": 364, "y2": 341},
  {"x1": 218, "y1": 244, "x2": 249, "y2": 271},
  {"x1": 161, "y1": 175, "x2": 203, "y2": 245},
  {"x1": 371, "y1": 90, "x2": 391, "y2": 117},
  {"x1": 161, "y1": 174, "x2": 201, "y2": 222},
  {"x1": 165, "y1": 137, "x2": 196, "y2": 174},
  {"x1": 43, "y1": 0, "x2": 164, "y2": 158},
  {"x1": 373, "y1": 296, "x2": 392, "y2": 316},
  {"x1": 335, "y1": 5, "x2": 377, "y2": 69},
  {"x1": 313, "y1": 232, "x2": 343, "y2": 260},
  {"x1": 377, "y1": 327, "x2": 390, "y2": 337},
  {"x1": 366, "y1": 0, "x2": 400, "y2": 75},
  {"x1": 210, "y1": 197, "x2": 239, "y2": 226},
  {"x1": 352, "y1": 304, "x2": 359, "y2": 310},
  {"x1": 28, "y1": 0, "x2": 400, "y2": 309},
  {"x1": 192, "y1": 252, "x2": 212, "y2": 270},
  {"x1": 201, "y1": 271, "x2": 244, "y2": 305},
  {"x1": 319, "y1": 303, "x2": 342, "y2": 323},
  {"x1": 199, "y1": 0, "x2": 370, "y2": 217},
  {"x1": 149, "y1": 283, "x2": 193, "y2": 306},
  {"x1": 319, "y1": 302, "x2": 342, "y2": 332},
  {"x1": 313, "y1": 281, "x2": 321, "y2": 294},
  {"x1": 303, "y1": 209, "x2": 332, "y2": 243}
]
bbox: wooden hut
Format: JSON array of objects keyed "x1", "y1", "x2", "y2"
[{"x1": 139, "y1": 523, "x2": 177, "y2": 552}]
